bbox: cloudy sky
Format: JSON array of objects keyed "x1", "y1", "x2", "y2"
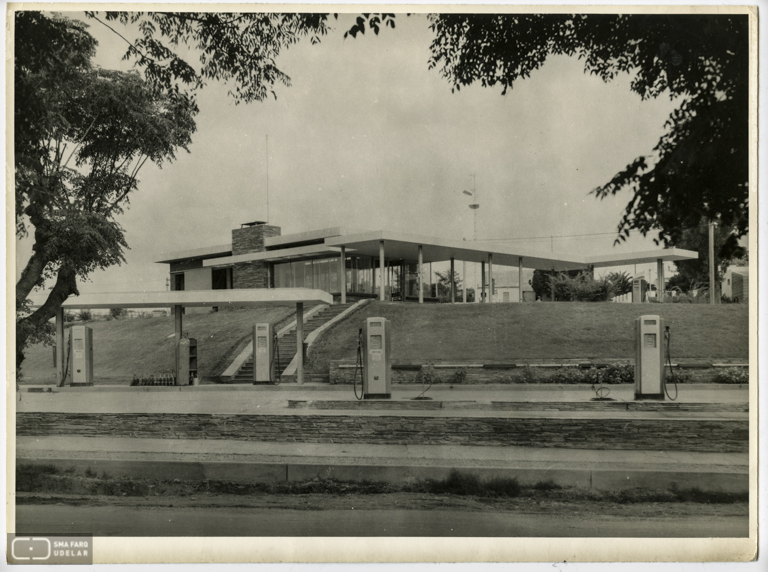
[{"x1": 16, "y1": 9, "x2": 695, "y2": 294}]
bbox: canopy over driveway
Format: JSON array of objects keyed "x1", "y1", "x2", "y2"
[{"x1": 31, "y1": 289, "x2": 333, "y2": 387}]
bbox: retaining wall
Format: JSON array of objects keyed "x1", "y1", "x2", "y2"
[{"x1": 17, "y1": 412, "x2": 747, "y2": 453}]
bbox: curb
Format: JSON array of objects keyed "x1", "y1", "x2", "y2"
[{"x1": 17, "y1": 457, "x2": 748, "y2": 494}]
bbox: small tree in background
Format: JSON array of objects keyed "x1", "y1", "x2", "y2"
[
  {"x1": 604, "y1": 271, "x2": 633, "y2": 296},
  {"x1": 434, "y1": 270, "x2": 462, "y2": 301},
  {"x1": 549, "y1": 272, "x2": 616, "y2": 302}
]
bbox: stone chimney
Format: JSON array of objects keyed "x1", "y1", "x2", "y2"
[{"x1": 231, "y1": 222, "x2": 281, "y2": 289}]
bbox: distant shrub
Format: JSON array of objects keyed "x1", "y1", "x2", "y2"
[
  {"x1": 109, "y1": 307, "x2": 125, "y2": 319},
  {"x1": 714, "y1": 367, "x2": 749, "y2": 384},
  {"x1": 64, "y1": 311, "x2": 76, "y2": 323},
  {"x1": 550, "y1": 271, "x2": 615, "y2": 302},
  {"x1": 77, "y1": 309, "x2": 92, "y2": 322}
]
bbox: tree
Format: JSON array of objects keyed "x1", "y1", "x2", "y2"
[
  {"x1": 85, "y1": 11, "x2": 334, "y2": 104},
  {"x1": 434, "y1": 270, "x2": 462, "y2": 301},
  {"x1": 531, "y1": 269, "x2": 581, "y2": 301},
  {"x1": 15, "y1": 12, "x2": 197, "y2": 372},
  {"x1": 667, "y1": 221, "x2": 743, "y2": 296},
  {"x1": 604, "y1": 271, "x2": 633, "y2": 296},
  {"x1": 426, "y1": 14, "x2": 748, "y2": 260}
]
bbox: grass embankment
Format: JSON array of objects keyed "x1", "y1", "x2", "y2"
[
  {"x1": 307, "y1": 301, "x2": 749, "y2": 374},
  {"x1": 17, "y1": 464, "x2": 747, "y2": 506},
  {"x1": 19, "y1": 306, "x2": 296, "y2": 384}
]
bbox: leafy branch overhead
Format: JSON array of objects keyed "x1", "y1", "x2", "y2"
[
  {"x1": 87, "y1": 12, "x2": 333, "y2": 104},
  {"x1": 425, "y1": 14, "x2": 748, "y2": 259}
]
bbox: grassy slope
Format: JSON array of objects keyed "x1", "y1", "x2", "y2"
[
  {"x1": 19, "y1": 306, "x2": 296, "y2": 384},
  {"x1": 307, "y1": 301, "x2": 749, "y2": 373}
]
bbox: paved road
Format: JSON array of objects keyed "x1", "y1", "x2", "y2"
[{"x1": 16, "y1": 505, "x2": 748, "y2": 537}]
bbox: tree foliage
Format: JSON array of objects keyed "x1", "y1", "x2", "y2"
[
  {"x1": 15, "y1": 12, "x2": 197, "y2": 371},
  {"x1": 603, "y1": 271, "x2": 633, "y2": 296},
  {"x1": 668, "y1": 221, "x2": 742, "y2": 294},
  {"x1": 86, "y1": 11, "x2": 333, "y2": 104},
  {"x1": 426, "y1": 13, "x2": 748, "y2": 259}
]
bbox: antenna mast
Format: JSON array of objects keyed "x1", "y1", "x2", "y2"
[{"x1": 265, "y1": 135, "x2": 269, "y2": 223}]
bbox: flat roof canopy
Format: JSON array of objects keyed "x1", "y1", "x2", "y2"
[
  {"x1": 325, "y1": 231, "x2": 698, "y2": 271},
  {"x1": 29, "y1": 288, "x2": 333, "y2": 310}
]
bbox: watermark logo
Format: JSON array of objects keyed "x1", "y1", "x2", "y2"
[{"x1": 8, "y1": 535, "x2": 93, "y2": 565}]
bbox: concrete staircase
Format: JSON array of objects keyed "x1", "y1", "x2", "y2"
[{"x1": 232, "y1": 302, "x2": 359, "y2": 383}]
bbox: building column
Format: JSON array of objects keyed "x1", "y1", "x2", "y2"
[
  {"x1": 296, "y1": 302, "x2": 304, "y2": 385},
  {"x1": 488, "y1": 254, "x2": 494, "y2": 303},
  {"x1": 55, "y1": 307, "x2": 65, "y2": 387},
  {"x1": 462, "y1": 261, "x2": 467, "y2": 303},
  {"x1": 481, "y1": 262, "x2": 486, "y2": 303},
  {"x1": 518, "y1": 257, "x2": 524, "y2": 302},
  {"x1": 709, "y1": 220, "x2": 717, "y2": 304},
  {"x1": 657, "y1": 258, "x2": 665, "y2": 304},
  {"x1": 174, "y1": 304, "x2": 183, "y2": 380},
  {"x1": 379, "y1": 241, "x2": 386, "y2": 302},
  {"x1": 339, "y1": 246, "x2": 346, "y2": 304},
  {"x1": 550, "y1": 270, "x2": 556, "y2": 301},
  {"x1": 450, "y1": 257, "x2": 455, "y2": 304},
  {"x1": 418, "y1": 245, "x2": 424, "y2": 304}
]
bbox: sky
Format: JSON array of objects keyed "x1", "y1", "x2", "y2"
[{"x1": 16, "y1": 10, "x2": 700, "y2": 294}]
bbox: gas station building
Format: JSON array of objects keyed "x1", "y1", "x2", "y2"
[{"x1": 156, "y1": 221, "x2": 699, "y2": 304}]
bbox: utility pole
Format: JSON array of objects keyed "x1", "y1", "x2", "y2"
[{"x1": 265, "y1": 135, "x2": 269, "y2": 223}]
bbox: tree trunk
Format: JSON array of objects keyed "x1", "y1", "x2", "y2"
[
  {"x1": 16, "y1": 266, "x2": 79, "y2": 373},
  {"x1": 16, "y1": 246, "x2": 50, "y2": 310}
]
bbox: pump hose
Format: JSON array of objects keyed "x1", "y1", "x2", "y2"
[
  {"x1": 353, "y1": 329, "x2": 364, "y2": 401},
  {"x1": 271, "y1": 331, "x2": 281, "y2": 385},
  {"x1": 664, "y1": 327, "x2": 679, "y2": 401},
  {"x1": 60, "y1": 336, "x2": 72, "y2": 387}
]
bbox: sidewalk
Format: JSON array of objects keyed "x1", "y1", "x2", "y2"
[{"x1": 16, "y1": 435, "x2": 748, "y2": 493}]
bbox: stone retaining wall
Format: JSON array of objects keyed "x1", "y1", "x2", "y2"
[{"x1": 17, "y1": 413, "x2": 747, "y2": 453}]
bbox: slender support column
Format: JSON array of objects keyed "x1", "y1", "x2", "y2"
[
  {"x1": 174, "y1": 305, "x2": 183, "y2": 378},
  {"x1": 488, "y1": 254, "x2": 494, "y2": 303},
  {"x1": 709, "y1": 221, "x2": 717, "y2": 304},
  {"x1": 481, "y1": 262, "x2": 486, "y2": 303},
  {"x1": 450, "y1": 257, "x2": 455, "y2": 304},
  {"x1": 462, "y1": 261, "x2": 467, "y2": 303},
  {"x1": 418, "y1": 245, "x2": 424, "y2": 304},
  {"x1": 379, "y1": 241, "x2": 385, "y2": 302},
  {"x1": 339, "y1": 246, "x2": 346, "y2": 304},
  {"x1": 372, "y1": 258, "x2": 377, "y2": 296},
  {"x1": 657, "y1": 258, "x2": 665, "y2": 304},
  {"x1": 55, "y1": 307, "x2": 65, "y2": 387},
  {"x1": 296, "y1": 302, "x2": 304, "y2": 385},
  {"x1": 518, "y1": 257, "x2": 524, "y2": 302}
]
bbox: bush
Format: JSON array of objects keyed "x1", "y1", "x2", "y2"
[
  {"x1": 109, "y1": 307, "x2": 125, "y2": 319},
  {"x1": 550, "y1": 271, "x2": 616, "y2": 302},
  {"x1": 64, "y1": 311, "x2": 76, "y2": 323},
  {"x1": 665, "y1": 369, "x2": 693, "y2": 384},
  {"x1": 451, "y1": 367, "x2": 467, "y2": 384},
  {"x1": 547, "y1": 364, "x2": 634, "y2": 385},
  {"x1": 714, "y1": 367, "x2": 749, "y2": 384},
  {"x1": 77, "y1": 309, "x2": 92, "y2": 322},
  {"x1": 420, "y1": 363, "x2": 440, "y2": 385},
  {"x1": 518, "y1": 366, "x2": 539, "y2": 384}
]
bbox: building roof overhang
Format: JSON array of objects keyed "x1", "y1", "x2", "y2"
[
  {"x1": 27, "y1": 289, "x2": 333, "y2": 310},
  {"x1": 202, "y1": 244, "x2": 344, "y2": 267},
  {"x1": 155, "y1": 244, "x2": 232, "y2": 264}
]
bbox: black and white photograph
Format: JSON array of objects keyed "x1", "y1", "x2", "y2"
[{"x1": 7, "y1": 2, "x2": 759, "y2": 565}]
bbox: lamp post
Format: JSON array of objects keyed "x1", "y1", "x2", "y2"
[{"x1": 463, "y1": 180, "x2": 480, "y2": 301}]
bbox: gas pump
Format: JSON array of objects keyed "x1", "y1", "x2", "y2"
[
  {"x1": 354, "y1": 317, "x2": 392, "y2": 399},
  {"x1": 253, "y1": 322, "x2": 275, "y2": 384},
  {"x1": 68, "y1": 325, "x2": 94, "y2": 386},
  {"x1": 634, "y1": 315, "x2": 665, "y2": 400}
]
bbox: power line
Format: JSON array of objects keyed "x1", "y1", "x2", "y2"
[{"x1": 481, "y1": 231, "x2": 620, "y2": 242}]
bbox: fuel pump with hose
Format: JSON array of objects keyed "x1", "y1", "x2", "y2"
[
  {"x1": 353, "y1": 317, "x2": 392, "y2": 400},
  {"x1": 634, "y1": 315, "x2": 677, "y2": 401}
]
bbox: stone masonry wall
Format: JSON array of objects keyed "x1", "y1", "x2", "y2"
[
  {"x1": 17, "y1": 413, "x2": 747, "y2": 453},
  {"x1": 231, "y1": 224, "x2": 281, "y2": 289}
]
